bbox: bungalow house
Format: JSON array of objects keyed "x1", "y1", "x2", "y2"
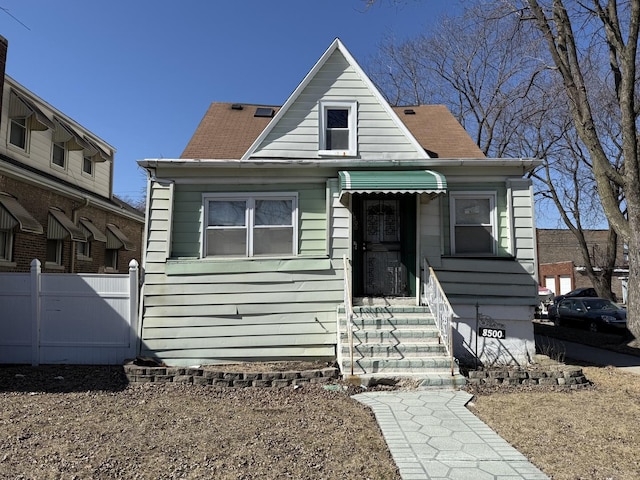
[{"x1": 138, "y1": 39, "x2": 540, "y2": 374}]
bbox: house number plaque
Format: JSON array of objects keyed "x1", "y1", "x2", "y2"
[{"x1": 478, "y1": 314, "x2": 506, "y2": 339}]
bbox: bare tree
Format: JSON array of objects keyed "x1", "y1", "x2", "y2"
[{"x1": 515, "y1": 0, "x2": 639, "y2": 337}]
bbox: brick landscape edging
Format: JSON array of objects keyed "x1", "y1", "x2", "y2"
[
  {"x1": 123, "y1": 364, "x2": 339, "y2": 387},
  {"x1": 466, "y1": 364, "x2": 590, "y2": 388}
]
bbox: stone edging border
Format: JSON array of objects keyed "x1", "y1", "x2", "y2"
[
  {"x1": 123, "y1": 364, "x2": 340, "y2": 388},
  {"x1": 465, "y1": 364, "x2": 589, "y2": 388}
]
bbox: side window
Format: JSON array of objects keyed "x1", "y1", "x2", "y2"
[
  {"x1": 203, "y1": 193, "x2": 297, "y2": 258},
  {"x1": 46, "y1": 239, "x2": 63, "y2": 265},
  {"x1": 0, "y1": 229, "x2": 13, "y2": 261},
  {"x1": 318, "y1": 101, "x2": 357, "y2": 156},
  {"x1": 52, "y1": 141, "x2": 67, "y2": 169},
  {"x1": 9, "y1": 117, "x2": 28, "y2": 150},
  {"x1": 83, "y1": 155, "x2": 94, "y2": 176},
  {"x1": 450, "y1": 192, "x2": 497, "y2": 255}
]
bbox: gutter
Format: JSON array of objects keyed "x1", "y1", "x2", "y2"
[{"x1": 138, "y1": 157, "x2": 543, "y2": 171}]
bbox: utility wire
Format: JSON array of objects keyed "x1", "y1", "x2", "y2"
[{"x1": 0, "y1": 7, "x2": 30, "y2": 30}]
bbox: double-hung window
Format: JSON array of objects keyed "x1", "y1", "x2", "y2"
[
  {"x1": 204, "y1": 193, "x2": 297, "y2": 257},
  {"x1": 83, "y1": 155, "x2": 94, "y2": 176},
  {"x1": 9, "y1": 117, "x2": 28, "y2": 150},
  {"x1": 52, "y1": 141, "x2": 66, "y2": 168},
  {"x1": 450, "y1": 192, "x2": 497, "y2": 255},
  {"x1": 318, "y1": 100, "x2": 357, "y2": 156}
]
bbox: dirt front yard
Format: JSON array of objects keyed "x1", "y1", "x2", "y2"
[{"x1": 0, "y1": 365, "x2": 400, "y2": 480}]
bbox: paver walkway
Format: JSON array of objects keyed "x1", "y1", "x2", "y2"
[{"x1": 353, "y1": 390, "x2": 549, "y2": 480}]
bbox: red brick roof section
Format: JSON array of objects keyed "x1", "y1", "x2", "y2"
[{"x1": 180, "y1": 102, "x2": 484, "y2": 160}]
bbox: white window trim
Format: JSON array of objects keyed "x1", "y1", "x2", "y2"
[
  {"x1": 318, "y1": 100, "x2": 357, "y2": 157},
  {"x1": 82, "y1": 155, "x2": 95, "y2": 177},
  {"x1": 8, "y1": 116, "x2": 30, "y2": 153},
  {"x1": 52, "y1": 141, "x2": 67, "y2": 170},
  {"x1": 449, "y1": 191, "x2": 498, "y2": 256},
  {"x1": 202, "y1": 192, "x2": 298, "y2": 259}
]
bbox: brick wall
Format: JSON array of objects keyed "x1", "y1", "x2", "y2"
[{"x1": 1, "y1": 176, "x2": 143, "y2": 273}]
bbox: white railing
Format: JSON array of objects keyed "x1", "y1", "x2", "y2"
[
  {"x1": 421, "y1": 258, "x2": 457, "y2": 376},
  {"x1": 341, "y1": 254, "x2": 355, "y2": 376}
]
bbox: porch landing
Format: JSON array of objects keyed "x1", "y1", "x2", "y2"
[{"x1": 338, "y1": 302, "x2": 466, "y2": 388}]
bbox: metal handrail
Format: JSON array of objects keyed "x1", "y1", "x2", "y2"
[
  {"x1": 342, "y1": 254, "x2": 355, "y2": 376},
  {"x1": 421, "y1": 258, "x2": 458, "y2": 376}
]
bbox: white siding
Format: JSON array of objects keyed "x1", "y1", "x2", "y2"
[
  {"x1": 0, "y1": 79, "x2": 112, "y2": 198},
  {"x1": 251, "y1": 49, "x2": 423, "y2": 160}
]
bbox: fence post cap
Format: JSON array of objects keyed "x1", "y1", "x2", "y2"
[
  {"x1": 128, "y1": 259, "x2": 139, "y2": 269},
  {"x1": 30, "y1": 259, "x2": 41, "y2": 268}
]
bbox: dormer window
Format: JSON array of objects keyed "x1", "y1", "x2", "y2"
[{"x1": 319, "y1": 100, "x2": 357, "y2": 156}]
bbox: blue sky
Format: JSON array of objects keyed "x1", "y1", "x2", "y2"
[{"x1": 1, "y1": 1, "x2": 459, "y2": 204}]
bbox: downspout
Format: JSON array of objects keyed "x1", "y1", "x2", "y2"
[{"x1": 70, "y1": 196, "x2": 90, "y2": 273}]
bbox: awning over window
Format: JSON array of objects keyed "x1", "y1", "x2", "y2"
[
  {"x1": 338, "y1": 170, "x2": 447, "y2": 198},
  {"x1": 53, "y1": 118, "x2": 93, "y2": 151},
  {"x1": 9, "y1": 90, "x2": 55, "y2": 131},
  {"x1": 48, "y1": 209, "x2": 86, "y2": 241},
  {"x1": 79, "y1": 217, "x2": 107, "y2": 242},
  {"x1": 0, "y1": 193, "x2": 43, "y2": 234},
  {"x1": 106, "y1": 224, "x2": 135, "y2": 251}
]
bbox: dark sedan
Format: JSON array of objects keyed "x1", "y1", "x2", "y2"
[
  {"x1": 547, "y1": 287, "x2": 598, "y2": 320},
  {"x1": 555, "y1": 297, "x2": 627, "y2": 333}
]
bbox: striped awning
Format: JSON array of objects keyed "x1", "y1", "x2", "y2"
[
  {"x1": 106, "y1": 224, "x2": 135, "y2": 251},
  {"x1": 338, "y1": 170, "x2": 447, "y2": 198},
  {"x1": 9, "y1": 90, "x2": 55, "y2": 131},
  {"x1": 79, "y1": 217, "x2": 107, "y2": 242},
  {"x1": 0, "y1": 192, "x2": 43, "y2": 234},
  {"x1": 48, "y1": 208, "x2": 86, "y2": 242}
]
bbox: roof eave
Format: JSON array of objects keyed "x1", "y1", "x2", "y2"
[{"x1": 139, "y1": 157, "x2": 542, "y2": 170}]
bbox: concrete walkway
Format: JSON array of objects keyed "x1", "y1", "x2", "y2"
[{"x1": 353, "y1": 390, "x2": 549, "y2": 480}]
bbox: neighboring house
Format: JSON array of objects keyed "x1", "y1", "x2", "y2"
[
  {"x1": 537, "y1": 229, "x2": 628, "y2": 303},
  {"x1": 138, "y1": 39, "x2": 540, "y2": 368},
  {"x1": 0, "y1": 36, "x2": 144, "y2": 274}
]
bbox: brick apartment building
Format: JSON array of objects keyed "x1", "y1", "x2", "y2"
[
  {"x1": 0, "y1": 36, "x2": 144, "y2": 273},
  {"x1": 537, "y1": 229, "x2": 628, "y2": 303}
]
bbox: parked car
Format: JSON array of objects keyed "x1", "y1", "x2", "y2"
[
  {"x1": 547, "y1": 287, "x2": 598, "y2": 320},
  {"x1": 555, "y1": 297, "x2": 627, "y2": 333}
]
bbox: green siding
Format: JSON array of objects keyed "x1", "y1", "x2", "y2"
[
  {"x1": 139, "y1": 177, "x2": 345, "y2": 366},
  {"x1": 171, "y1": 183, "x2": 327, "y2": 258},
  {"x1": 441, "y1": 184, "x2": 509, "y2": 257}
]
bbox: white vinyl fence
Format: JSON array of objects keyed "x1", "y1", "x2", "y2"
[{"x1": 0, "y1": 259, "x2": 139, "y2": 365}]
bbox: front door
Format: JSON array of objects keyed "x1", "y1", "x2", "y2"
[{"x1": 360, "y1": 197, "x2": 405, "y2": 296}]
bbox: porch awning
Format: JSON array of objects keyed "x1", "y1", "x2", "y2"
[
  {"x1": 338, "y1": 170, "x2": 447, "y2": 198},
  {"x1": 0, "y1": 192, "x2": 44, "y2": 234}
]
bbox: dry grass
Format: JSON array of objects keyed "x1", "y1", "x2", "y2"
[
  {"x1": 469, "y1": 366, "x2": 640, "y2": 479},
  {"x1": 0, "y1": 366, "x2": 400, "y2": 480}
]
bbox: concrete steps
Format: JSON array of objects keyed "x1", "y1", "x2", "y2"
[{"x1": 338, "y1": 304, "x2": 465, "y2": 388}]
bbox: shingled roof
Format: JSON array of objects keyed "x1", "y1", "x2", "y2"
[{"x1": 180, "y1": 102, "x2": 485, "y2": 160}]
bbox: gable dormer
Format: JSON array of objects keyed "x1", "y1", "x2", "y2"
[{"x1": 244, "y1": 39, "x2": 428, "y2": 161}]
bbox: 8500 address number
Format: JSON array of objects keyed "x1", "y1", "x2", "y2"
[{"x1": 479, "y1": 328, "x2": 506, "y2": 339}]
